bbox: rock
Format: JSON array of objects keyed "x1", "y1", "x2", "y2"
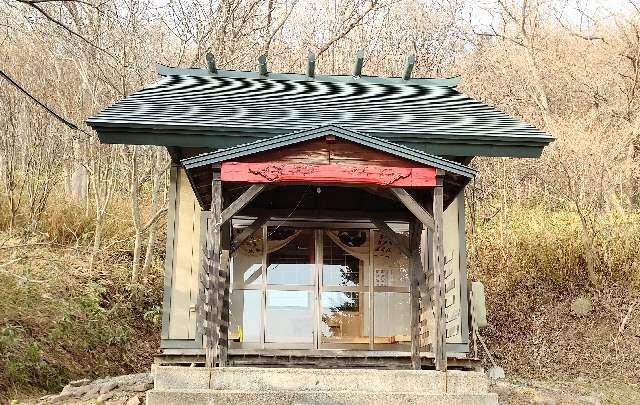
[
  {"x1": 72, "y1": 384, "x2": 93, "y2": 397},
  {"x1": 125, "y1": 396, "x2": 141, "y2": 405},
  {"x1": 96, "y1": 391, "x2": 115, "y2": 403},
  {"x1": 69, "y1": 378, "x2": 91, "y2": 387},
  {"x1": 129, "y1": 382, "x2": 153, "y2": 392},
  {"x1": 49, "y1": 393, "x2": 73, "y2": 404},
  {"x1": 100, "y1": 381, "x2": 118, "y2": 394},
  {"x1": 486, "y1": 366, "x2": 505, "y2": 380},
  {"x1": 581, "y1": 396, "x2": 602, "y2": 405},
  {"x1": 85, "y1": 384, "x2": 102, "y2": 396}
]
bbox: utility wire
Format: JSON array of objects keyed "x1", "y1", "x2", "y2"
[{"x1": 0, "y1": 68, "x2": 92, "y2": 138}]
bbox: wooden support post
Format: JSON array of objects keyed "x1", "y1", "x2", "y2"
[
  {"x1": 432, "y1": 175, "x2": 447, "y2": 371},
  {"x1": 409, "y1": 219, "x2": 422, "y2": 370},
  {"x1": 221, "y1": 184, "x2": 267, "y2": 224},
  {"x1": 217, "y1": 224, "x2": 231, "y2": 366},
  {"x1": 307, "y1": 51, "x2": 316, "y2": 78},
  {"x1": 204, "y1": 173, "x2": 222, "y2": 368}
]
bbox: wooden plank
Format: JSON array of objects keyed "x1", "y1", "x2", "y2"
[
  {"x1": 161, "y1": 165, "x2": 178, "y2": 340},
  {"x1": 371, "y1": 219, "x2": 410, "y2": 257},
  {"x1": 221, "y1": 162, "x2": 437, "y2": 187},
  {"x1": 238, "y1": 138, "x2": 424, "y2": 168},
  {"x1": 169, "y1": 168, "x2": 198, "y2": 340},
  {"x1": 390, "y1": 188, "x2": 435, "y2": 229},
  {"x1": 432, "y1": 178, "x2": 447, "y2": 371},
  {"x1": 408, "y1": 219, "x2": 422, "y2": 370},
  {"x1": 230, "y1": 216, "x2": 269, "y2": 255},
  {"x1": 220, "y1": 184, "x2": 266, "y2": 224},
  {"x1": 205, "y1": 174, "x2": 222, "y2": 368},
  {"x1": 242, "y1": 208, "x2": 411, "y2": 222}
]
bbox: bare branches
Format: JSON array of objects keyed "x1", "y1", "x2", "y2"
[
  {"x1": 0, "y1": 68, "x2": 91, "y2": 138},
  {"x1": 14, "y1": 0, "x2": 118, "y2": 60},
  {"x1": 316, "y1": 0, "x2": 382, "y2": 58}
]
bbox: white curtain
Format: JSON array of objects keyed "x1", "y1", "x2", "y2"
[
  {"x1": 325, "y1": 230, "x2": 408, "y2": 269},
  {"x1": 236, "y1": 230, "x2": 302, "y2": 257}
]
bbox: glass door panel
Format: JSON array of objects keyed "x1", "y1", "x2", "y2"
[
  {"x1": 264, "y1": 228, "x2": 316, "y2": 346},
  {"x1": 373, "y1": 292, "x2": 411, "y2": 350},
  {"x1": 320, "y1": 231, "x2": 371, "y2": 349},
  {"x1": 265, "y1": 290, "x2": 314, "y2": 343},
  {"x1": 229, "y1": 290, "x2": 262, "y2": 344}
]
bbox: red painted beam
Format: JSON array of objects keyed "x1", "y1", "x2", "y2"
[{"x1": 221, "y1": 161, "x2": 436, "y2": 187}]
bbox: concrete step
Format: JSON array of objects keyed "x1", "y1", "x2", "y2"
[
  {"x1": 152, "y1": 365, "x2": 489, "y2": 394},
  {"x1": 146, "y1": 388, "x2": 499, "y2": 405}
]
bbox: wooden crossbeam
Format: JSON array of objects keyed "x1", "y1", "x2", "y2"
[
  {"x1": 403, "y1": 54, "x2": 415, "y2": 81},
  {"x1": 389, "y1": 188, "x2": 434, "y2": 229},
  {"x1": 307, "y1": 51, "x2": 316, "y2": 78},
  {"x1": 206, "y1": 52, "x2": 217, "y2": 74},
  {"x1": 221, "y1": 185, "x2": 267, "y2": 224},
  {"x1": 371, "y1": 219, "x2": 409, "y2": 257},
  {"x1": 352, "y1": 49, "x2": 364, "y2": 77},
  {"x1": 230, "y1": 216, "x2": 269, "y2": 255},
  {"x1": 258, "y1": 54, "x2": 268, "y2": 77}
]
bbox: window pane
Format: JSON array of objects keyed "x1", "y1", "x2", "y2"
[
  {"x1": 372, "y1": 230, "x2": 409, "y2": 289},
  {"x1": 265, "y1": 290, "x2": 314, "y2": 343},
  {"x1": 320, "y1": 292, "x2": 370, "y2": 346},
  {"x1": 373, "y1": 292, "x2": 410, "y2": 350},
  {"x1": 232, "y1": 255, "x2": 263, "y2": 286},
  {"x1": 229, "y1": 290, "x2": 261, "y2": 343},
  {"x1": 323, "y1": 231, "x2": 367, "y2": 287},
  {"x1": 266, "y1": 229, "x2": 315, "y2": 285}
]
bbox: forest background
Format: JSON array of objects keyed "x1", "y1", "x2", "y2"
[{"x1": 1, "y1": 0, "x2": 639, "y2": 402}]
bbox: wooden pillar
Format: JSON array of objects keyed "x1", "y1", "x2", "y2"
[
  {"x1": 205, "y1": 172, "x2": 222, "y2": 368},
  {"x1": 432, "y1": 174, "x2": 447, "y2": 371},
  {"x1": 218, "y1": 224, "x2": 231, "y2": 367},
  {"x1": 408, "y1": 219, "x2": 422, "y2": 370}
]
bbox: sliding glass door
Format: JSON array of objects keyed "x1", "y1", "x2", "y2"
[{"x1": 229, "y1": 224, "x2": 410, "y2": 351}]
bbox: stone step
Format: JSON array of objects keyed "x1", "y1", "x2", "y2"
[
  {"x1": 152, "y1": 365, "x2": 489, "y2": 394},
  {"x1": 146, "y1": 389, "x2": 499, "y2": 405}
]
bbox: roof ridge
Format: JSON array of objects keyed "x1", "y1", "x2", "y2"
[{"x1": 155, "y1": 64, "x2": 462, "y2": 88}]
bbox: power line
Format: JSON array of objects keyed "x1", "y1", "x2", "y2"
[{"x1": 0, "y1": 68, "x2": 92, "y2": 137}]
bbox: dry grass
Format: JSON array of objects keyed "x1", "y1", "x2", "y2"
[
  {"x1": 0, "y1": 197, "x2": 164, "y2": 403},
  {"x1": 470, "y1": 203, "x2": 640, "y2": 393}
]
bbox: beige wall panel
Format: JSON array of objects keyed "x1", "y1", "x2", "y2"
[
  {"x1": 443, "y1": 194, "x2": 462, "y2": 344},
  {"x1": 168, "y1": 168, "x2": 201, "y2": 339}
]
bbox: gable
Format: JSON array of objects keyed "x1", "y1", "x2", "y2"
[{"x1": 236, "y1": 137, "x2": 422, "y2": 168}]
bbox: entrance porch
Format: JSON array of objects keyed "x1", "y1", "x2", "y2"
[{"x1": 173, "y1": 125, "x2": 475, "y2": 371}]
